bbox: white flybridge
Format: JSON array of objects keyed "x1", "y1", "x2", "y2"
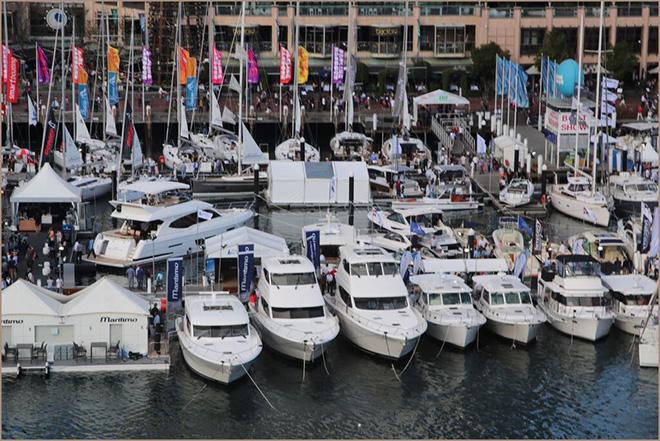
[
  {"x1": 608, "y1": 172, "x2": 658, "y2": 217},
  {"x1": 472, "y1": 274, "x2": 546, "y2": 345},
  {"x1": 536, "y1": 255, "x2": 615, "y2": 341},
  {"x1": 499, "y1": 178, "x2": 534, "y2": 207},
  {"x1": 601, "y1": 274, "x2": 657, "y2": 336},
  {"x1": 250, "y1": 256, "x2": 340, "y2": 362},
  {"x1": 325, "y1": 245, "x2": 427, "y2": 359},
  {"x1": 176, "y1": 293, "x2": 262, "y2": 384},
  {"x1": 85, "y1": 181, "x2": 253, "y2": 268},
  {"x1": 410, "y1": 273, "x2": 486, "y2": 348}
]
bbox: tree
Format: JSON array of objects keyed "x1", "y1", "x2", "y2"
[
  {"x1": 535, "y1": 28, "x2": 572, "y2": 66},
  {"x1": 469, "y1": 42, "x2": 509, "y2": 96},
  {"x1": 605, "y1": 41, "x2": 638, "y2": 83}
]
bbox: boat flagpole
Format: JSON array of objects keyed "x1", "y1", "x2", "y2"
[
  {"x1": 591, "y1": 0, "x2": 605, "y2": 195},
  {"x1": 573, "y1": 12, "x2": 585, "y2": 172}
]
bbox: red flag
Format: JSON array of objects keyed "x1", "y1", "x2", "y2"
[
  {"x1": 6, "y1": 55, "x2": 19, "y2": 104},
  {"x1": 179, "y1": 47, "x2": 189, "y2": 85},
  {"x1": 211, "y1": 47, "x2": 224, "y2": 85},
  {"x1": 279, "y1": 46, "x2": 292, "y2": 85},
  {"x1": 72, "y1": 46, "x2": 84, "y2": 84}
]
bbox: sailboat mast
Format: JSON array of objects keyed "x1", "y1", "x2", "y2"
[
  {"x1": 592, "y1": 0, "x2": 605, "y2": 195},
  {"x1": 71, "y1": 18, "x2": 76, "y2": 146},
  {"x1": 60, "y1": 0, "x2": 66, "y2": 174},
  {"x1": 164, "y1": 5, "x2": 179, "y2": 146},
  {"x1": 573, "y1": 12, "x2": 585, "y2": 171},
  {"x1": 208, "y1": 1, "x2": 213, "y2": 131},
  {"x1": 344, "y1": 0, "x2": 352, "y2": 130},
  {"x1": 3, "y1": 0, "x2": 13, "y2": 148},
  {"x1": 176, "y1": 0, "x2": 182, "y2": 149},
  {"x1": 118, "y1": 19, "x2": 134, "y2": 178},
  {"x1": 130, "y1": 21, "x2": 135, "y2": 179},
  {"x1": 238, "y1": 0, "x2": 245, "y2": 172}
]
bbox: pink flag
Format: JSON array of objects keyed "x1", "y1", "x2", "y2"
[
  {"x1": 142, "y1": 47, "x2": 153, "y2": 86},
  {"x1": 1, "y1": 45, "x2": 11, "y2": 83},
  {"x1": 212, "y1": 47, "x2": 224, "y2": 85},
  {"x1": 37, "y1": 45, "x2": 50, "y2": 84},
  {"x1": 279, "y1": 46, "x2": 292, "y2": 85},
  {"x1": 247, "y1": 48, "x2": 258, "y2": 84},
  {"x1": 71, "y1": 46, "x2": 84, "y2": 84}
]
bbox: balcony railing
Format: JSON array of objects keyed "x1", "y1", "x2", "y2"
[
  {"x1": 300, "y1": 5, "x2": 348, "y2": 16},
  {"x1": 357, "y1": 41, "x2": 401, "y2": 55},
  {"x1": 521, "y1": 8, "x2": 546, "y2": 18},
  {"x1": 554, "y1": 7, "x2": 577, "y2": 18},
  {"x1": 216, "y1": 3, "x2": 271, "y2": 16},
  {"x1": 435, "y1": 42, "x2": 466, "y2": 55},
  {"x1": 302, "y1": 41, "x2": 332, "y2": 56},
  {"x1": 420, "y1": 5, "x2": 474, "y2": 16},
  {"x1": 488, "y1": 8, "x2": 513, "y2": 18},
  {"x1": 617, "y1": 5, "x2": 642, "y2": 17},
  {"x1": 358, "y1": 5, "x2": 412, "y2": 16},
  {"x1": 585, "y1": 7, "x2": 610, "y2": 17}
]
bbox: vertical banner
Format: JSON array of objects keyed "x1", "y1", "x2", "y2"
[
  {"x1": 185, "y1": 76, "x2": 197, "y2": 111},
  {"x1": 532, "y1": 219, "x2": 544, "y2": 255},
  {"x1": 6, "y1": 55, "x2": 19, "y2": 103},
  {"x1": 1, "y1": 45, "x2": 10, "y2": 83},
  {"x1": 166, "y1": 257, "x2": 183, "y2": 302},
  {"x1": 641, "y1": 203, "x2": 653, "y2": 253},
  {"x1": 279, "y1": 46, "x2": 292, "y2": 85},
  {"x1": 211, "y1": 47, "x2": 224, "y2": 85},
  {"x1": 108, "y1": 71, "x2": 119, "y2": 104},
  {"x1": 41, "y1": 107, "x2": 58, "y2": 165},
  {"x1": 72, "y1": 46, "x2": 84, "y2": 84},
  {"x1": 121, "y1": 103, "x2": 135, "y2": 162},
  {"x1": 107, "y1": 46, "x2": 120, "y2": 72},
  {"x1": 247, "y1": 48, "x2": 259, "y2": 84},
  {"x1": 205, "y1": 259, "x2": 216, "y2": 284},
  {"x1": 298, "y1": 46, "x2": 309, "y2": 84},
  {"x1": 331, "y1": 46, "x2": 345, "y2": 85},
  {"x1": 37, "y1": 45, "x2": 50, "y2": 84},
  {"x1": 78, "y1": 84, "x2": 89, "y2": 119},
  {"x1": 238, "y1": 244, "x2": 255, "y2": 302},
  {"x1": 305, "y1": 230, "x2": 320, "y2": 272},
  {"x1": 142, "y1": 47, "x2": 153, "y2": 86},
  {"x1": 179, "y1": 47, "x2": 189, "y2": 85}
]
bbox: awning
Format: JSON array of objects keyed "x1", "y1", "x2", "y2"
[
  {"x1": 422, "y1": 258, "x2": 509, "y2": 274},
  {"x1": 205, "y1": 226, "x2": 290, "y2": 259},
  {"x1": 412, "y1": 88, "x2": 470, "y2": 122},
  {"x1": 10, "y1": 163, "x2": 81, "y2": 204}
]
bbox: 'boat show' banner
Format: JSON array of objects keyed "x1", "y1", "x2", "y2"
[
  {"x1": 238, "y1": 244, "x2": 255, "y2": 302},
  {"x1": 166, "y1": 257, "x2": 183, "y2": 302}
]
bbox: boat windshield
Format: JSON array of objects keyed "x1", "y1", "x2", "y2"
[
  {"x1": 193, "y1": 324, "x2": 249, "y2": 338},
  {"x1": 428, "y1": 292, "x2": 472, "y2": 306},
  {"x1": 503, "y1": 291, "x2": 533, "y2": 305},
  {"x1": 351, "y1": 262, "x2": 397, "y2": 276},
  {"x1": 560, "y1": 260, "x2": 601, "y2": 277},
  {"x1": 271, "y1": 305, "x2": 325, "y2": 319},
  {"x1": 620, "y1": 294, "x2": 653, "y2": 306},
  {"x1": 270, "y1": 272, "x2": 316, "y2": 286},
  {"x1": 633, "y1": 183, "x2": 658, "y2": 192},
  {"x1": 568, "y1": 183, "x2": 590, "y2": 192},
  {"x1": 509, "y1": 181, "x2": 528, "y2": 192},
  {"x1": 353, "y1": 296, "x2": 408, "y2": 310},
  {"x1": 565, "y1": 296, "x2": 609, "y2": 307}
]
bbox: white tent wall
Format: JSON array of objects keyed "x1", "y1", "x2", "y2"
[
  {"x1": 334, "y1": 162, "x2": 370, "y2": 204},
  {"x1": 2, "y1": 316, "x2": 65, "y2": 349},
  {"x1": 268, "y1": 161, "x2": 306, "y2": 204},
  {"x1": 304, "y1": 163, "x2": 334, "y2": 204},
  {"x1": 67, "y1": 314, "x2": 148, "y2": 354}
]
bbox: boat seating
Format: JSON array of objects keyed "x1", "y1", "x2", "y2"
[
  {"x1": 107, "y1": 341, "x2": 121, "y2": 359},
  {"x1": 72, "y1": 342, "x2": 87, "y2": 359},
  {"x1": 33, "y1": 342, "x2": 47, "y2": 361}
]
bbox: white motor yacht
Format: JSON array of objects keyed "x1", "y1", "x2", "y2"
[
  {"x1": 86, "y1": 181, "x2": 253, "y2": 267},
  {"x1": 325, "y1": 245, "x2": 427, "y2": 358},
  {"x1": 162, "y1": 143, "x2": 215, "y2": 174},
  {"x1": 472, "y1": 274, "x2": 546, "y2": 344},
  {"x1": 536, "y1": 255, "x2": 615, "y2": 341},
  {"x1": 176, "y1": 293, "x2": 262, "y2": 384},
  {"x1": 250, "y1": 256, "x2": 339, "y2": 361},
  {"x1": 302, "y1": 212, "x2": 356, "y2": 265},
  {"x1": 410, "y1": 273, "x2": 486, "y2": 348},
  {"x1": 356, "y1": 230, "x2": 411, "y2": 253},
  {"x1": 608, "y1": 172, "x2": 658, "y2": 217},
  {"x1": 499, "y1": 178, "x2": 534, "y2": 207},
  {"x1": 550, "y1": 176, "x2": 611, "y2": 227},
  {"x1": 381, "y1": 135, "x2": 431, "y2": 162},
  {"x1": 367, "y1": 165, "x2": 423, "y2": 197},
  {"x1": 617, "y1": 217, "x2": 648, "y2": 273},
  {"x1": 274, "y1": 138, "x2": 320, "y2": 161},
  {"x1": 67, "y1": 175, "x2": 113, "y2": 201},
  {"x1": 330, "y1": 131, "x2": 373, "y2": 160},
  {"x1": 491, "y1": 218, "x2": 540, "y2": 277},
  {"x1": 601, "y1": 274, "x2": 657, "y2": 335},
  {"x1": 568, "y1": 231, "x2": 632, "y2": 275}
]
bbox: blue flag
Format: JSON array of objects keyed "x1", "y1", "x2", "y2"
[
  {"x1": 238, "y1": 244, "x2": 255, "y2": 301},
  {"x1": 410, "y1": 220, "x2": 426, "y2": 236},
  {"x1": 166, "y1": 257, "x2": 183, "y2": 302},
  {"x1": 516, "y1": 65, "x2": 529, "y2": 108},
  {"x1": 496, "y1": 55, "x2": 503, "y2": 96},
  {"x1": 518, "y1": 216, "x2": 533, "y2": 236},
  {"x1": 108, "y1": 71, "x2": 119, "y2": 105},
  {"x1": 78, "y1": 84, "x2": 89, "y2": 119},
  {"x1": 185, "y1": 76, "x2": 197, "y2": 111},
  {"x1": 305, "y1": 230, "x2": 321, "y2": 272}
]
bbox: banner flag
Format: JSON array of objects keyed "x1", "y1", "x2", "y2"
[
  {"x1": 78, "y1": 83, "x2": 89, "y2": 119},
  {"x1": 6, "y1": 55, "x2": 19, "y2": 103},
  {"x1": 212, "y1": 47, "x2": 224, "y2": 85},
  {"x1": 305, "y1": 230, "x2": 321, "y2": 272},
  {"x1": 107, "y1": 46, "x2": 120, "y2": 72},
  {"x1": 108, "y1": 71, "x2": 119, "y2": 104},
  {"x1": 166, "y1": 257, "x2": 183, "y2": 302},
  {"x1": 41, "y1": 107, "x2": 58, "y2": 165},
  {"x1": 332, "y1": 46, "x2": 345, "y2": 85},
  {"x1": 238, "y1": 244, "x2": 255, "y2": 302},
  {"x1": 298, "y1": 46, "x2": 309, "y2": 84},
  {"x1": 37, "y1": 45, "x2": 50, "y2": 84},
  {"x1": 142, "y1": 47, "x2": 153, "y2": 86},
  {"x1": 247, "y1": 48, "x2": 259, "y2": 84},
  {"x1": 279, "y1": 46, "x2": 292, "y2": 85},
  {"x1": 179, "y1": 47, "x2": 189, "y2": 85}
]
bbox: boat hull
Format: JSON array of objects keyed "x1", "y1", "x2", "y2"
[
  {"x1": 255, "y1": 324, "x2": 328, "y2": 362},
  {"x1": 426, "y1": 321, "x2": 481, "y2": 348},
  {"x1": 550, "y1": 189, "x2": 610, "y2": 227},
  {"x1": 486, "y1": 319, "x2": 541, "y2": 344},
  {"x1": 613, "y1": 198, "x2": 658, "y2": 218},
  {"x1": 542, "y1": 310, "x2": 614, "y2": 341},
  {"x1": 615, "y1": 315, "x2": 645, "y2": 336},
  {"x1": 179, "y1": 341, "x2": 252, "y2": 384}
]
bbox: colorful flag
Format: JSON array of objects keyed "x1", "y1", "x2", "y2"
[
  {"x1": 6, "y1": 55, "x2": 19, "y2": 104},
  {"x1": 72, "y1": 46, "x2": 84, "y2": 84},
  {"x1": 298, "y1": 46, "x2": 309, "y2": 84},
  {"x1": 211, "y1": 47, "x2": 223, "y2": 85},
  {"x1": 186, "y1": 76, "x2": 197, "y2": 111},
  {"x1": 179, "y1": 47, "x2": 189, "y2": 85},
  {"x1": 42, "y1": 107, "x2": 58, "y2": 166},
  {"x1": 516, "y1": 65, "x2": 529, "y2": 108},
  {"x1": 331, "y1": 46, "x2": 344, "y2": 85},
  {"x1": 121, "y1": 103, "x2": 135, "y2": 162},
  {"x1": 108, "y1": 71, "x2": 119, "y2": 104},
  {"x1": 142, "y1": 47, "x2": 153, "y2": 86},
  {"x1": 37, "y1": 45, "x2": 50, "y2": 84},
  {"x1": 186, "y1": 57, "x2": 197, "y2": 78},
  {"x1": 107, "y1": 46, "x2": 120, "y2": 72},
  {"x1": 27, "y1": 93, "x2": 37, "y2": 126},
  {"x1": 78, "y1": 83, "x2": 89, "y2": 119},
  {"x1": 247, "y1": 48, "x2": 258, "y2": 84},
  {"x1": 1, "y1": 45, "x2": 10, "y2": 83},
  {"x1": 279, "y1": 46, "x2": 292, "y2": 85}
]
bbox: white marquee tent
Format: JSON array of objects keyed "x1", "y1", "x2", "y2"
[
  {"x1": 412, "y1": 88, "x2": 470, "y2": 123},
  {"x1": 205, "y1": 226, "x2": 290, "y2": 260}
]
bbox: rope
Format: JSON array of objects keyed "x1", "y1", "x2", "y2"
[
  {"x1": 240, "y1": 361, "x2": 276, "y2": 410},
  {"x1": 182, "y1": 383, "x2": 208, "y2": 410},
  {"x1": 301, "y1": 340, "x2": 306, "y2": 383},
  {"x1": 320, "y1": 339, "x2": 330, "y2": 376},
  {"x1": 435, "y1": 326, "x2": 450, "y2": 358},
  {"x1": 396, "y1": 335, "x2": 421, "y2": 377}
]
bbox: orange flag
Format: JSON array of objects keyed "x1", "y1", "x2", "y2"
[
  {"x1": 179, "y1": 48, "x2": 189, "y2": 85},
  {"x1": 107, "y1": 46, "x2": 120, "y2": 72}
]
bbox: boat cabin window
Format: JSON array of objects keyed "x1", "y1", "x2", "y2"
[
  {"x1": 262, "y1": 268, "x2": 270, "y2": 284},
  {"x1": 342, "y1": 259, "x2": 350, "y2": 272},
  {"x1": 367, "y1": 262, "x2": 383, "y2": 276},
  {"x1": 321, "y1": 245, "x2": 340, "y2": 260},
  {"x1": 261, "y1": 297, "x2": 270, "y2": 313},
  {"x1": 387, "y1": 212, "x2": 406, "y2": 224},
  {"x1": 185, "y1": 315, "x2": 192, "y2": 333},
  {"x1": 557, "y1": 259, "x2": 600, "y2": 277},
  {"x1": 504, "y1": 291, "x2": 532, "y2": 305},
  {"x1": 428, "y1": 292, "x2": 472, "y2": 306},
  {"x1": 368, "y1": 169, "x2": 385, "y2": 180},
  {"x1": 382, "y1": 262, "x2": 398, "y2": 275},
  {"x1": 271, "y1": 306, "x2": 325, "y2": 319},
  {"x1": 564, "y1": 296, "x2": 610, "y2": 307},
  {"x1": 489, "y1": 292, "x2": 505, "y2": 305},
  {"x1": 634, "y1": 183, "x2": 657, "y2": 192},
  {"x1": 193, "y1": 324, "x2": 249, "y2": 338},
  {"x1": 407, "y1": 213, "x2": 442, "y2": 227},
  {"x1": 170, "y1": 213, "x2": 201, "y2": 229},
  {"x1": 567, "y1": 183, "x2": 590, "y2": 192},
  {"x1": 350, "y1": 263, "x2": 369, "y2": 276},
  {"x1": 122, "y1": 220, "x2": 163, "y2": 240},
  {"x1": 270, "y1": 272, "x2": 316, "y2": 286},
  {"x1": 353, "y1": 296, "x2": 408, "y2": 310},
  {"x1": 339, "y1": 286, "x2": 352, "y2": 307}
]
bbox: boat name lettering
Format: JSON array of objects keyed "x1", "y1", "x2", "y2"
[{"x1": 100, "y1": 316, "x2": 138, "y2": 323}]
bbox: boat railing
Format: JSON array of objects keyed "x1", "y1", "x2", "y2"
[
  {"x1": 555, "y1": 303, "x2": 613, "y2": 320},
  {"x1": 485, "y1": 306, "x2": 543, "y2": 324}
]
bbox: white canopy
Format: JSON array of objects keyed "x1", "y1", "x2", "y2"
[
  {"x1": 117, "y1": 180, "x2": 189, "y2": 195},
  {"x1": 2, "y1": 279, "x2": 63, "y2": 316},
  {"x1": 639, "y1": 142, "x2": 659, "y2": 165},
  {"x1": 422, "y1": 258, "x2": 509, "y2": 274},
  {"x1": 10, "y1": 163, "x2": 82, "y2": 204},
  {"x1": 63, "y1": 277, "x2": 149, "y2": 316},
  {"x1": 412, "y1": 88, "x2": 470, "y2": 123},
  {"x1": 526, "y1": 65, "x2": 540, "y2": 75},
  {"x1": 205, "y1": 226, "x2": 290, "y2": 260}
]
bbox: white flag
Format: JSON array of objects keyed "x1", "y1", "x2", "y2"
[
  {"x1": 222, "y1": 106, "x2": 237, "y2": 124},
  {"x1": 233, "y1": 45, "x2": 248, "y2": 62},
  {"x1": 27, "y1": 94, "x2": 37, "y2": 126},
  {"x1": 649, "y1": 207, "x2": 659, "y2": 258},
  {"x1": 228, "y1": 75, "x2": 241, "y2": 93},
  {"x1": 197, "y1": 209, "x2": 213, "y2": 221},
  {"x1": 210, "y1": 91, "x2": 223, "y2": 127},
  {"x1": 105, "y1": 97, "x2": 118, "y2": 137}
]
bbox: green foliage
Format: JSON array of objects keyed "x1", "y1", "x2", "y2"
[
  {"x1": 535, "y1": 28, "x2": 572, "y2": 66},
  {"x1": 605, "y1": 41, "x2": 638, "y2": 83},
  {"x1": 469, "y1": 42, "x2": 509, "y2": 95}
]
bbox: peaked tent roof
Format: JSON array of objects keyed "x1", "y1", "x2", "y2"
[
  {"x1": 205, "y1": 226, "x2": 290, "y2": 259},
  {"x1": 412, "y1": 88, "x2": 470, "y2": 107},
  {"x1": 63, "y1": 277, "x2": 150, "y2": 316},
  {"x1": 2, "y1": 279, "x2": 63, "y2": 316},
  {"x1": 10, "y1": 163, "x2": 82, "y2": 203}
]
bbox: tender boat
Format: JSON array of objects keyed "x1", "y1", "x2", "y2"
[
  {"x1": 601, "y1": 274, "x2": 657, "y2": 336},
  {"x1": 549, "y1": 176, "x2": 611, "y2": 227},
  {"x1": 499, "y1": 178, "x2": 534, "y2": 207},
  {"x1": 330, "y1": 131, "x2": 373, "y2": 160},
  {"x1": 356, "y1": 230, "x2": 411, "y2": 253},
  {"x1": 325, "y1": 245, "x2": 427, "y2": 359},
  {"x1": 86, "y1": 181, "x2": 253, "y2": 267},
  {"x1": 568, "y1": 231, "x2": 632, "y2": 275},
  {"x1": 491, "y1": 217, "x2": 540, "y2": 277},
  {"x1": 67, "y1": 175, "x2": 113, "y2": 201},
  {"x1": 367, "y1": 165, "x2": 423, "y2": 198},
  {"x1": 176, "y1": 293, "x2": 262, "y2": 384},
  {"x1": 536, "y1": 255, "x2": 615, "y2": 341},
  {"x1": 274, "y1": 138, "x2": 320, "y2": 161},
  {"x1": 410, "y1": 273, "x2": 486, "y2": 348},
  {"x1": 608, "y1": 172, "x2": 658, "y2": 217},
  {"x1": 472, "y1": 274, "x2": 546, "y2": 344},
  {"x1": 250, "y1": 256, "x2": 340, "y2": 361}
]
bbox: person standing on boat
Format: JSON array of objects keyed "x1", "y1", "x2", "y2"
[
  {"x1": 126, "y1": 266, "x2": 136, "y2": 289},
  {"x1": 136, "y1": 266, "x2": 145, "y2": 290}
]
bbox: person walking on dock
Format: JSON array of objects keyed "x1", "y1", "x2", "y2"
[{"x1": 126, "y1": 266, "x2": 136, "y2": 289}]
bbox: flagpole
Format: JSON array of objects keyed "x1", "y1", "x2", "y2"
[
  {"x1": 130, "y1": 20, "x2": 135, "y2": 180},
  {"x1": 500, "y1": 59, "x2": 505, "y2": 132},
  {"x1": 71, "y1": 18, "x2": 76, "y2": 147},
  {"x1": 176, "y1": 0, "x2": 182, "y2": 150},
  {"x1": 293, "y1": 0, "x2": 300, "y2": 136},
  {"x1": 60, "y1": 0, "x2": 66, "y2": 175},
  {"x1": 237, "y1": 0, "x2": 245, "y2": 173},
  {"x1": 3, "y1": 0, "x2": 13, "y2": 150},
  {"x1": 118, "y1": 20, "x2": 133, "y2": 179},
  {"x1": 164, "y1": 6, "x2": 179, "y2": 147},
  {"x1": 35, "y1": 43, "x2": 39, "y2": 121},
  {"x1": 537, "y1": 54, "x2": 543, "y2": 131},
  {"x1": 513, "y1": 62, "x2": 518, "y2": 137},
  {"x1": 330, "y1": 44, "x2": 334, "y2": 124},
  {"x1": 39, "y1": 27, "x2": 59, "y2": 168},
  {"x1": 493, "y1": 55, "x2": 498, "y2": 132},
  {"x1": 592, "y1": 0, "x2": 605, "y2": 194},
  {"x1": 208, "y1": 1, "x2": 213, "y2": 132},
  {"x1": 506, "y1": 58, "x2": 511, "y2": 131},
  {"x1": 573, "y1": 12, "x2": 585, "y2": 172}
]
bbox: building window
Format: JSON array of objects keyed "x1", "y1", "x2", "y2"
[
  {"x1": 617, "y1": 3, "x2": 642, "y2": 17},
  {"x1": 301, "y1": 26, "x2": 326, "y2": 55},
  {"x1": 96, "y1": 12, "x2": 119, "y2": 42},
  {"x1": 649, "y1": 27, "x2": 658, "y2": 55},
  {"x1": 419, "y1": 26, "x2": 434, "y2": 51},
  {"x1": 435, "y1": 27, "x2": 466, "y2": 55},
  {"x1": 584, "y1": 27, "x2": 611, "y2": 52},
  {"x1": 616, "y1": 27, "x2": 642, "y2": 54},
  {"x1": 357, "y1": 2, "x2": 411, "y2": 17},
  {"x1": 277, "y1": 25, "x2": 288, "y2": 48},
  {"x1": 357, "y1": 26, "x2": 410, "y2": 55},
  {"x1": 520, "y1": 28, "x2": 545, "y2": 56}
]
